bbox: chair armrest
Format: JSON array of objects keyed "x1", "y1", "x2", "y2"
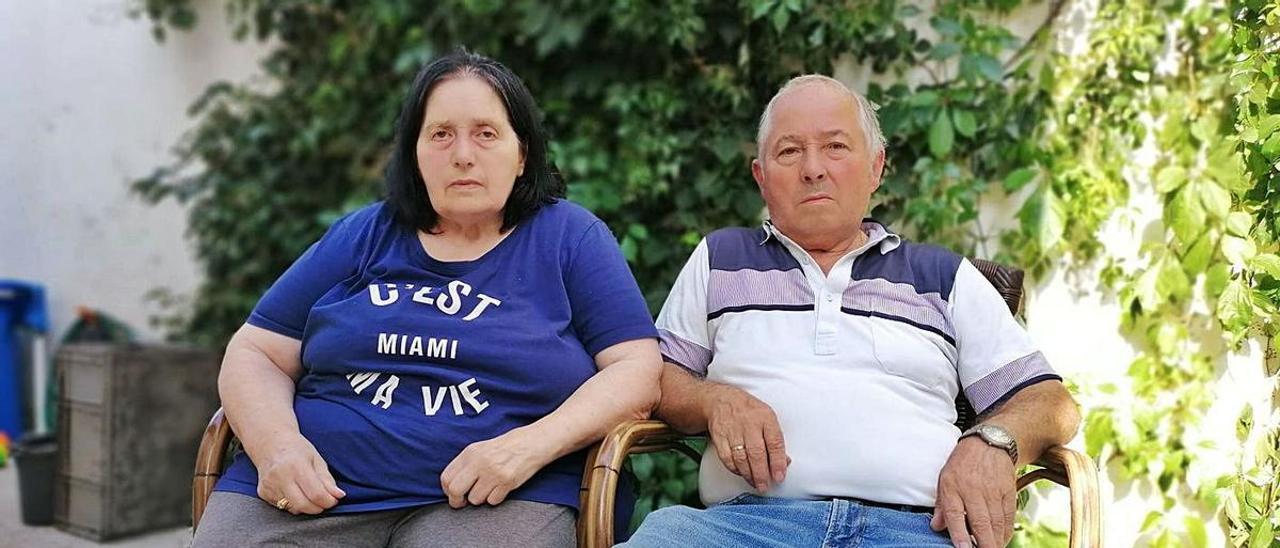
[
  {"x1": 192, "y1": 407, "x2": 233, "y2": 531},
  {"x1": 1017, "y1": 446, "x2": 1102, "y2": 548},
  {"x1": 579, "y1": 420, "x2": 697, "y2": 548},
  {"x1": 582, "y1": 429, "x2": 1103, "y2": 548}
]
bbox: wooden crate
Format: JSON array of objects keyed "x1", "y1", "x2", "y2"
[{"x1": 53, "y1": 343, "x2": 220, "y2": 541}]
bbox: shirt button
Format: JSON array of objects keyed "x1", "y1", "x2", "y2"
[{"x1": 825, "y1": 294, "x2": 834, "y2": 302}]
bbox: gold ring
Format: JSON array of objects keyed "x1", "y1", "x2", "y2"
[
  {"x1": 731, "y1": 444, "x2": 746, "y2": 452},
  {"x1": 275, "y1": 497, "x2": 290, "y2": 510}
]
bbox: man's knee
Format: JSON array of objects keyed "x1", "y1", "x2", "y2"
[{"x1": 622, "y1": 505, "x2": 711, "y2": 547}]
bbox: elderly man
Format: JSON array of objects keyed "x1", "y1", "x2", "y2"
[{"x1": 623, "y1": 75, "x2": 1081, "y2": 548}]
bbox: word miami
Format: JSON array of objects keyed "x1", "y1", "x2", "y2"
[{"x1": 377, "y1": 332, "x2": 459, "y2": 360}]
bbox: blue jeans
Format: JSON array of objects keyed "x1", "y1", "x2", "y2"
[{"x1": 621, "y1": 494, "x2": 952, "y2": 548}]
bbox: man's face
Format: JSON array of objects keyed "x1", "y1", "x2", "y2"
[{"x1": 752, "y1": 83, "x2": 885, "y2": 247}]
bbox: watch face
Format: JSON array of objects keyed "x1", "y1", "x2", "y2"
[{"x1": 982, "y1": 426, "x2": 1013, "y2": 445}]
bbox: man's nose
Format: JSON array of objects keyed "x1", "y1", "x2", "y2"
[{"x1": 801, "y1": 151, "x2": 826, "y2": 183}]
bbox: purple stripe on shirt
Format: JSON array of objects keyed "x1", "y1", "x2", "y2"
[
  {"x1": 849, "y1": 240, "x2": 962, "y2": 300},
  {"x1": 658, "y1": 329, "x2": 712, "y2": 376},
  {"x1": 964, "y1": 351, "x2": 1056, "y2": 414},
  {"x1": 842, "y1": 278, "x2": 954, "y2": 342},
  {"x1": 706, "y1": 227, "x2": 801, "y2": 271},
  {"x1": 707, "y1": 268, "x2": 813, "y2": 317}
]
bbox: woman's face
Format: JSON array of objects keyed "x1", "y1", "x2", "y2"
[{"x1": 416, "y1": 75, "x2": 525, "y2": 228}]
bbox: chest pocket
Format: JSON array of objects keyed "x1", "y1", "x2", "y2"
[
  {"x1": 852, "y1": 286, "x2": 958, "y2": 391},
  {"x1": 868, "y1": 318, "x2": 956, "y2": 391}
]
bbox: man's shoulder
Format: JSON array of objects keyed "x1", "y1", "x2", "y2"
[
  {"x1": 888, "y1": 240, "x2": 964, "y2": 269},
  {"x1": 860, "y1": 239, "x2": 965, "y2": 298},
  {"x1": 704, "y1": 226, "x2": 798, "y2": 272},
  {"x1": 706, "y1": 226, "x2": 764, "y2": 242}
]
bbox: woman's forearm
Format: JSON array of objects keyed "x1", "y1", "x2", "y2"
[
  {"x1": 218, "y1": 329, "x2": 306, "y2": 465},
  {"x1": 518, "y1": 355, "x2": 661, "y2": 462}
]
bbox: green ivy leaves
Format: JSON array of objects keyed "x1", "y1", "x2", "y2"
[{"x1": 929, "y1": 110, "x2": 955, "y2": 158}]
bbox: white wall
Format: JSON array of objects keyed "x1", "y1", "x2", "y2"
[{"x1": 0, "y1": 0, "x2": 269, "y2": 342}]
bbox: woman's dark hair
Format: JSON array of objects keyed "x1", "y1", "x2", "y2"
[{"x1": 384, "y1": 48, "x2": 563, "y2": 232}]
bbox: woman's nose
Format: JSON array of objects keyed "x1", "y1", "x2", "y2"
[{"x1": 451, "y1": 139, "x2": 475, "y2": 170}]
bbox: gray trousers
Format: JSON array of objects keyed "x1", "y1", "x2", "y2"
[{"x1": 192, "y1": 491, "x2": 576, "y2": 548}]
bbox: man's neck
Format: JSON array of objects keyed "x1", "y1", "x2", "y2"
[
  {"x1": 808, "y1": 230, "x2": 867, "y2": 275},
  {"x1": 773, "y1": 223, "x2": 869, "y2": 275}
]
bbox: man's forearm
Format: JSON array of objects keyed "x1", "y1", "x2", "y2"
[
  {"x1": 654, "y1": 362, "x2": 720, "y2": 434},
  {"x1": 978, "y1": 380, "x2": 1081, "y2": 466}
]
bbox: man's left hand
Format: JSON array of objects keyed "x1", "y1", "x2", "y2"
[
  {"x1": 441, "y1": 428, "x2": 551, "y2": 508},
  {"x1": 930, "y1": 436, "x2": 1017, "y2": 548}
]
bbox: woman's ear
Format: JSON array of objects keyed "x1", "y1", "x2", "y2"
[{"x1": 518, "y1": 143, "x2": 527, "y2": 177}]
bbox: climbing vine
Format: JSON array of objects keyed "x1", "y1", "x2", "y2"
[{"x1": 1006, "y1": 0, "x2": 1279, "y2": 545}]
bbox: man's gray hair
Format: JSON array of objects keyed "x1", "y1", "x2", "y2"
[{"x1": 756, "y1": 74, "x2": 886, "y2": 159}]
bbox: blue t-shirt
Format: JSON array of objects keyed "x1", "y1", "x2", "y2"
[{"x1": 215, "y1": 199, "x2": 658, "y2": 514}]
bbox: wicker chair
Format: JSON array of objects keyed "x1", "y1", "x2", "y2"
[{"x1": 193, "y1": 258, "x2": 1101, "y2": 548}]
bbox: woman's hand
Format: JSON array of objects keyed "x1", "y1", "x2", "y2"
[
  {"x1": 255, "y1": 434, "x2": 347, "y2": 515},
  {"x1": 440, "y1": 428, "x2": 553, "y2": 508}
]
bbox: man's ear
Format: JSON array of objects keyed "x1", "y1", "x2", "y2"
[
  {"x1": 751, "y1": 158, "x2": 765, "y2": 192},
  {"x1": 870, "y1": 149, "x2": 886, "y2": 191}
]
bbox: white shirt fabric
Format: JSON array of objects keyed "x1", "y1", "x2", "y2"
[{"x1": 656, "y1": 220, "x2": 1058, "y2": 507}]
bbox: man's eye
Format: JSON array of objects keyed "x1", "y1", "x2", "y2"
[
  {"x1": 827, "y1": 142, "x2": 850, "y2": 150},
  {"x1": 430, "y1": 130, "x2": 451, "y2": 140},
  {"x1": 779, "y1": 147, "x2": 801, "y2": 156},
  {"x1": 478, "y1": 130, "x2": 498, "y2": 140}
]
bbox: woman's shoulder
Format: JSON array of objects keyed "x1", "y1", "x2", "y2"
[
  {"x1": 530, "y1": 198, "x2": 607, "y2": 236},
  {"x1": 327, "y1": 201, "x2": 396, "y2": 234},
  {"x1": 308, "y1": 201, "x2": 399, "y2": 257}
]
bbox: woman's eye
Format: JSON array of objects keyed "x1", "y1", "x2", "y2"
[
  {"x1": 430, "y1": 129, "x2": 451, "y2": 140},
  {"x1": 478, "y1": 130, "x2": 498, "y2": 140}
]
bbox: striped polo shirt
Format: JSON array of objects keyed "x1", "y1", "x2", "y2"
[{"x1": 656, "y1": 219, "x2": 1059, "y2": 508}]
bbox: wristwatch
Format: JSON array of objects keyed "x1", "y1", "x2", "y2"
[{"x1": 960, "y1": 423, "x2": 1018, "y2": 464}]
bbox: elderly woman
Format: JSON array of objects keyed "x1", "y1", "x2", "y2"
[{"x1": 191, "y1": 50, "x2": 661, "y2": 548}]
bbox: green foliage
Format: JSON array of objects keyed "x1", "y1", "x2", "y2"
[
  {"x1": 626, "y1": 440, "x2": 705, "y2": 531},
  {"x1": 1009, "y1": 522, "x2": 1067, "y2": 548},
  {"x1": 1037, "y1": 0, "x2": 1280, "y2": 544},
  {"x1": 132, "y1": 0, "x2": 1005, "y2": 522},
  {"x1": 134, "y1": 0, "x2": 1280, "y2": 543},
  {"x1": 134, "y1": 0, "x2": 1050, "y2": 526}
]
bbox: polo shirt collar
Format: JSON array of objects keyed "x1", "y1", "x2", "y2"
[{"x1": 759, "y1": 218, "x2": 902, "y2": 254}]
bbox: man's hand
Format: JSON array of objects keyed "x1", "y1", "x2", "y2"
[
  {"x1": 441, "y1": 428, "x2": 552, "y2": 508},
  {"x1": 255, "y1": 434, "x2": 346, "y2": 515},
  {"x1": 930, "y1": 436, "x2": 1017, "y2": 548},
  {"x1": 703, "y1": 384, "x2": 790, "y2": 493}
]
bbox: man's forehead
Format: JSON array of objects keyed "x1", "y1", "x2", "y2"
[
  {"x1": 774, "y1": 129, "x2": 853, "y2": 142},
  {"x1": 769, "y1": 88, "x2": 860, "y2": 131}
]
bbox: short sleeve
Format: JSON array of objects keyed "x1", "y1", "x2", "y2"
[
  {"x1": 565, "y1": 221, "x2": 659, "y2": 356},
  {"x1": 654, "y1": 239, "x2": 712, "y2": 377},
  {"x1": 247, "y1": 209, "x2": 374, "y2": 340},
  {"x1": 951, "y1": 259, "x2": 1060, "y2": 414}
]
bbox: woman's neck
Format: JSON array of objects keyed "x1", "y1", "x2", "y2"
[
  {"x1": 419, "y1": 214, "x2": 509, "y2": 262},
  {"x1": 435, "y1": 216, "x2": 503, "y2": 240}
]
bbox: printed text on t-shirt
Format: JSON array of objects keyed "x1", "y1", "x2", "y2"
[{"x1": 367, "y1": 280, "x2": 502, "y2": 321}]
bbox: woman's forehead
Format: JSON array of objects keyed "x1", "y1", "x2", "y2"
[{"x1": 422, "y1": 76, "x2": 510, "y2": 122}]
